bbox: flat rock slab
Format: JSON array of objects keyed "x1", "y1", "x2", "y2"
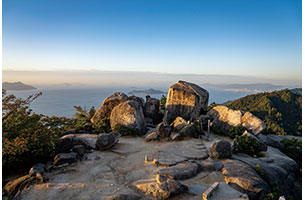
[
  {"x1": 221, "y1": 159, "x2": 270, "y2": 200},
  {"x1": 211, "y1": 182, "x2": 249, "y2": 200},
  {"x1": 157, "y1": 162, "x2": 201, "y2": 180},
  {"x1": 153, "y1": 140, "x2": 209, "y2": 166}
]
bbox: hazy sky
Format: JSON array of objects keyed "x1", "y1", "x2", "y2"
[{"x1": 3, "y1": 0, "x2": 302, "y2": 83}]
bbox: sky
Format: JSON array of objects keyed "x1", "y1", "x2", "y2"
[{"x1": 2, "y1": 0, "x2": 302, "y2": 85}]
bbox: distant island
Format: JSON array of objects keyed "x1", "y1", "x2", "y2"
[
  {"x1": 2, "y1": 81, "x2": 36, "y2": 91},
  {"x1": 128, "y1": 88, "x2": 166, "y2": 95}
]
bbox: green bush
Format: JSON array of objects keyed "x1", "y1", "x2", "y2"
[
  {"x1": 2, "y1": 90, "x2": 74, "y2": 176},
  {"x1": 160, "y1": 95, "x2": 167, "y2": 111},
  {"x1": 255, "y1": 164, "x2": 263, "y2": 177},
  {"x1": 92, "y1": 118, "x2": 112, "y2": 134},
  {"x1": 207, "y1": 102, "x2": 217, "y2": 111},
  {"x1": 259, "y1": 182, "x2": 294, "y2": 200},
  {"x1": 211, "y1": 124, "x2": 226, "y2": 135},
  {"x1": 279, "y1": 138, "x2": 302, "y2": 167},
  {"x1": 236, "y1": 135, "x2": 261, "y2": 156},
  {"x1": 229, "y1": 126, "x2": 247, "y2": 139},
  {"x1": 113, "y1": 124, "x2": 139, "y2": 136},
  {"x1": 73, "y1": 105, "x2": 96, "y2": 132}
]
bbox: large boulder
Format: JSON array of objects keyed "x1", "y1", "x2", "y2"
[
  {"x1": 110, "y1": 100, "x2": 147, "y2": 135},
  {"x1": 156, "y1": 122, "x2": 172, "y2": 138},
  {"x1": 165, "y1": 81, "x2": 209, "y2": 122},
  {"x1": 144, "y1": 95, "x2": 162, "y2": 124},
  {"x1": 221, "y1": 159, "x2": 271, "y2": 199},
  {"x1": 157, "y1": 161, "x2": 201, "y2": 180},
  {"x1": 53, "y1": 152, "x2": 78, "y2": 166},
  {"x1": 4, "y1": 175, "x2": 36, "y2": 197},
  {"x1": 91, "y1": 92, "x2": 128, "y2": 123},
  {"x1": 208, "y1": 105, "x2": 266, "y2": 135},
  {"x1": 55, "y1": 134, "x2": 97, "y2": 154},
  {"x1": 210, "y1": 140, "x2": 232, "y2": 159},
  {"x1": 95, "y1": 132, "x2": 120, "y2": 151}
]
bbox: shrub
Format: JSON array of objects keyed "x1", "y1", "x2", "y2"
[
  {"x1": 228, "y1": 126, "x2": 247, "y2": 139},
  {"x1": 92, "y1": 118, "x2": 112, "y2": 134},
  {"x1": 236, "y1": 135, "x2": 261, "y2": 156},
  {"x1": 2, "y1": 90, "x2": 73, "y2": 176},
  {"x1": 279, "y1": 138, "x2": 302, "y2": 167},
  {"x1": 73, "y1": 105, "x2": 96, "y2": 132},
  {"x1": 255, "y1": 164, "x2": 263, "y2": 177},
  {"x1": 211, "y1": 124, "x2": 226, "y2": 135},
  {"x1": 113, "y1": 125, "x2": 139, "y2": 136},
  {"x1": 160, "y1": 95, "x2": 167, "y2": 111},
  {"x1": 207, "y1": 102, "x2": 217, "y2": 111}
]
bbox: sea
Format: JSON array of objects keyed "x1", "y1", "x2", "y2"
[{"x1": 6, "y1": 87, "x2": 253, "y2": 118}]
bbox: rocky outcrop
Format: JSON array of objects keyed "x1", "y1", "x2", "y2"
[
  {"x1": 134, "y1": 174, "x2": 187, "y2": 199},
  {"x1": 145, "y1": 131, "x2": 159, "y2": 142},
  {"x1": 95, "y1": 132, "x2": 120, "y2": 151},
  {"x1": 53, "y1": 152, "x2": 78, "y2": 166},
  {"x1": 208, "y1": 105, "x2": 266, "y2": 135},
  {"x1": 221, "y1": 159, "x2": 271, "y2": 199},
  {"x1": 165, "y1": 81, "x2": 209, "y2": 122},
  {"x1": 257, "y1": 134, "x2": 301, "y2": 148},
  {"x1": 91, "y1": 92, "x2": 128, "y2": 123},
  {"x1": 201, "y1": 158, "x2": 224, "y2": 172},
  {"x1": 210, "y1": 140, "x2": 232, "y2": 159},
  {"x1": 144, "y1": 95, "x2": 162, "y2": 124},
  {"x1": 157, "y1": 162, "x2": 201, "y2": 180},
  {"x1": 55, "y1": 134, "x2": 98, "y2": 154},
  {"x1": 153, "y1": 140, "x2": 209, "y2": 167},
  {"x1": 156, "y1": 122, "x2": 171, "y2": 138},
  {"x1": 233, "y1": 147, "x2": 301, "y2": 200},
  {"x1": 110, "y1": 100, "x2": 147, "y2": 135}
]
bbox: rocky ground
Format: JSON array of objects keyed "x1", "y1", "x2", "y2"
[{"x1": 15, "y1": 134, "x2": 251, "y2": 200}]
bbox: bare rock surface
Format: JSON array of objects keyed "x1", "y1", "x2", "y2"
[
  {"x1": 157, "y1": 162, "x2": 201, "y2": 180},
  {"x1": 91, "y1": 92, "x2": 128, "y2": 123},
  {"x1": 153, "y1": 140, "x2": 209, "y2": 167},
  {"x1": 165, "y1": 81, "x2": 209, "y2": 121},
  {"x1": 221, "y1": 159, "x2": 271, "y2": 200},
  {"x1": 95, "y1": 132, "x2": 120, "y2": 151},
  {"x1": 208, "y1": 105, "x2": 266, "y2": 135},
  {"x1": 233, "y1": 147, "x2": 301, "y2": 200},
  {"x1": 110, "y1": 100, "x2": 147, "y2": 135}
]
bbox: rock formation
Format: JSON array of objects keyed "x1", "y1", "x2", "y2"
[
  {"x1": 165, "y1": 81, "x2": 209, "y2": 122},
  {"x1": 91, "y1": 92, "x2": 128, "y2": 123},
  {"x1": 110, "y1": 100, "x2": 147, "y2": 135},
  {"x1": 208, "y1": 105, "x2": 266, "y2": 135}
]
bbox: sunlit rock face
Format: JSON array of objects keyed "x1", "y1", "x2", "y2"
[
  {"x1": 208, "y1": 105, "x2": 266, "y2": 135},
  {"x1": 165, "y1": 81, "x2": 209, "y2": 122},
  {"x1": 91, "y1": 92, "x2": 128, "y2": 123}
]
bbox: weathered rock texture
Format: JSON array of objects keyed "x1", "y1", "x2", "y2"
[
  {"x1": 91, "y1": 92, "x2": 128, "y2": 123},
  {"x1": 153, "y1": 140, "x2": 209, "y2": 167},
  {"x1": 233, "y1": 147, "x2": 301, "y2": 200},
  {"x1": 242, "y1": 131, "x2": 267, "y2": 152},
  {"x1": 55, "y1": 134, "x2": 97, "y2": 154},
  {"x1": 95, "y1": 132, "x2": 120, "y2": 151},
  {"x1": 210, "y1": 140, "x2": 232, "y2": 159},
  {"x1": 144, "y1": 96, "x2": 161, "y2": 124},
  {"x1": 165, "y1": 81, "x2": 209, "y2": 121},
  {"x1": 110, "y1": 100, "x2": 147, "y2": 135},
  {"x1": 221, "y1": 159, "x2": 271, "y2": 199},
  {"x1": 208, "y1": 105, "x2": 266, "y2": 135}
]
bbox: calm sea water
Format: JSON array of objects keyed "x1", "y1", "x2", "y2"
[{"x1": 7, "y1": 87, "x2": 252, "y2": 118}]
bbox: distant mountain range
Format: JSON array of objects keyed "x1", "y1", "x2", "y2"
[
  {"x1": 128, "y1": 88, "x2": 167, "y2": 95},
  {"x1": 2, "y1": 82, "x2": 36, "y2": 91},
  {"x1": 202, "y1": 83, "x2": 295, "y2": 93}
]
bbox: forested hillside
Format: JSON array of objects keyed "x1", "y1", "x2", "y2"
[{"x1": 227, "y1": 89, "x2": 302, "y2": 136}]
